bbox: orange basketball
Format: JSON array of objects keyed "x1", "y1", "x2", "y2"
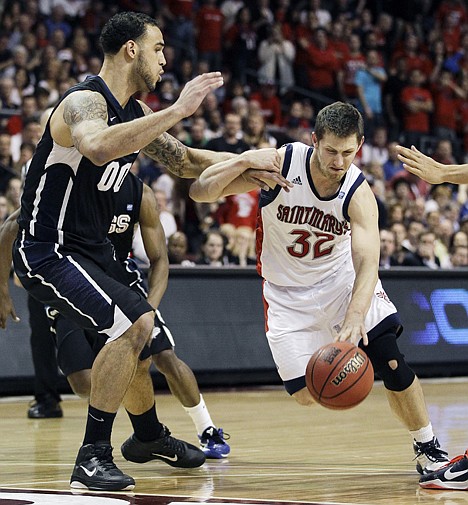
[{"x1": 305, "y1": 342, "x2": 374, "y2": 410}]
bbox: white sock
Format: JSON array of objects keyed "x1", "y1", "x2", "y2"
[
  {"x1": 183, "y1": 395, "x2": 215, "y2": 435},
  {"x1": 411, "y1": 423, "x2": 434, "y2": 444}
]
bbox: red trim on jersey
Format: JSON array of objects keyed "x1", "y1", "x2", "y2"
[{"x1": 261, "y1": 279, "x2": 269, "y2": 333}]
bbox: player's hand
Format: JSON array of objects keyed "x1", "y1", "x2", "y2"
[
  {"x1": 336, "y1": 314, "x2": 368, "y2": 346},
  {"x1": 175, "y1": 72, "x2": 224, "y2": 118},
  {"x1": 396, "y1": 145, "x2": 444, "y2": 184},
  {"x1": 242, "y1": 168, "x2": 293, "y2": 192},
  {"x1": 0, "y1": 294, "x2": 20, "y2": 329}
]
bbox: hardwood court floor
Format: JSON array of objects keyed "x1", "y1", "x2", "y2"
[{"x1": 0, "y1": 379, "x2": 467, "y2": 505}]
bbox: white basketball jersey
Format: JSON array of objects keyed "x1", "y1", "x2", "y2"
[{"x1": 257, "y1": 142, "x2": 366, "y2": 287}]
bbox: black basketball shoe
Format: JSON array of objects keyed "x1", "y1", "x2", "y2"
[
  {"x1": 121, "y1": 425, "x2": 206, "y2": 468},
  {"x1": 70, "y1": 442, "x2": 135, "y2": 491}
]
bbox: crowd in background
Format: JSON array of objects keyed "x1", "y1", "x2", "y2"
[{"x1": 0, "y1": 0, "x2": 467, "y2": 268}]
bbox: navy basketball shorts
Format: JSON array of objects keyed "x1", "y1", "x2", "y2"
[{"x1": 13, "y1": 235, "x2": 153, "y2": 342}]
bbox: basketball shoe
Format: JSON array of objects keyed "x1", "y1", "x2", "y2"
[
  {"x1": 70, "y1": 442, "x2": 135, "y2": 491},
  {"x1": 199, "y1": 427, "x2": 230, "y2": 459},
  {"x1": 413, "y1": 437, "x2": 450, "y2": 474},
  {"x1": 121, "y1": 425, "x2": 206, "y2": 468},
  {"x1": 419, "y1": 450, "x2": 468, "y2": 490}
]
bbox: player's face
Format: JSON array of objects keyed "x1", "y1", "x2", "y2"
[
  {"x1": 312, "y1": 131, "x2": 363, "y2": 183},
  {"x1": 135, "y1": 25, "x2": 166, "y2": 92}
]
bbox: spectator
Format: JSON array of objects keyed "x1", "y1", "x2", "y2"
[
  {"x1": 205, "y1": 112, "x2": 250, "y2": 154},
  {"x1": 5, "y1": 176, "x2": 21, "y2": 215},
  {"x1": 195, "y1": 0, "x2": 224, "y2": 72},
  {"x1": 215, "y1": 188, "x2": 260, "y2": 232},
  {"x1": 0, "y1": 132, "x2": 15, "y2": 194},
  {"x1": 401, "y1": 230, "x2": 441, "y2": 268},
  {"x1": 383, "y1": 57, "x2": 408, "y2": 142},
  {"x1": 360, "y1": 126, "x2": 389, "y2": 167},
  {"x1": 355, "y1": 49, "x2": 387, "y2": 138},
  {"x1": 379, "y1": 228, "x2": 399, "y2": 268},
  {"x1": 304, "y1": 27, "x2": 340, "y2": 109},
  {"x1": 383, "y1": 141, "x2": 404, "y2": 182},
  {"x1": 337, "y1": 33, "x2": 366, "y2": 106},
  {"x1": 196, "y1": 230, "x2": 231, "y2": 266},
  {"x1": 226, "y1": 225, "x2": 256, "y2": 266},
  {"x1": 400, "y1": 68, "x2": 433, "y2": 151},
  {"x1": 402, "y1": 220, "x2": 426, "y2": 255},
  {"x1": 257, "y1": 23, "x2": 295, "y2": 96},
  {"x1": 249, "y1": 80, "x2": 283, "y2": 126},
  {"x1": 449, "y1": 245, "x2": 468, "y2": 267},
  {"x1": 186, "y1": 121, "x2": 209, "y2": 149},
  {"x1": 243, "y1": 112, "x2": 277, "y2": 149},
  {"x1": 390, "y1": 221, "x2": 408, "y2": 264},
  {"x1": 224, "y1": 6, "x2": 258, "y2": 86},
  {"x1": 167, "y1": 231, "x2": 195, "y2": 266},
  {"x1": 390, "y1": 33, "x2": 432, "y2": 77}
]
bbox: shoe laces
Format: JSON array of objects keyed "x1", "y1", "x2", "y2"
[
  {"x1": 414, "y1": 438, "x2": 448, "y2": 462},
  {"x1": 202, "y1": 427, "x2": 230, "y2": 444},
  {"x1": 94, "y1": 444, "x2": 118, "y2": 471},
  {"x1": 159, "y1": 425, "x2": 186, "y2": 455}
]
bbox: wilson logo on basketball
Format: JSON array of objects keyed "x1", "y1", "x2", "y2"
[
  {"x1": 331, "y1": 351, "x2": 367, "y2": 386},
  {"x1": 321, "y1": 346, "x2": 342, "y2": 365}
]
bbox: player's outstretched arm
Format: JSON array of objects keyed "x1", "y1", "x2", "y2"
[
  {"x1": 53, "y1": 73, "x2": 224, "y2": 166},
  {"x1": 337, "y1": 183, "x2": 380, "y2": 347},
  {"x1": 189, "y1": 148, "x2": 292, "y2": 202},
  {"x1": 396, "y1": 144, "x2": 468, "y2": 184},
  {"x1": 0, "y1": 209, "x2": 20, "y2": 328},
  {"x1": 138, "y1": 184, "x2": 169, "y2": 310}
]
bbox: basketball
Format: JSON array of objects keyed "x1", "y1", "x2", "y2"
[{"x1": 305, "y1": 342, "x2": 374, "y2": 410}]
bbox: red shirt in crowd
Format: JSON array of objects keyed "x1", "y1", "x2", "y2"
[
  {"x1": 196, "y1": 5, "x2": 224, "y2": 53},
  {"x1": 430, "y1": 81, "x2": 459, "y2": 131},
  {"x1": 250, "y1": 88, "x2": 282, "y2": 126},
  {"x1": 305, "y1": 43, "x2": 340, "y2": 90},
  {"x1": 216, "y1": 190, "x2": 260, "y2": 230},
  {"x1": 400, "y1": 86, "x2": 433, "y2": 133},
  {"x1": 164, "y1": 0, "x2": 193, "y2": 19}
]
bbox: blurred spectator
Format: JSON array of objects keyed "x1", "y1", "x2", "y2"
[
  {"x1": 400, "y1": 68, "x2": 433, "y2": 150},
  {"x1": 205, "y1": 112, "x2": 250, "y2": 154},
  {"x1": 167, "y1": 231, "x2": 195, "y2": 266},
  {"x1": 220, "y1": 0, "x2": 244, "y2": 32},
  {"x1": 435, "y1": 219, "x2": 454, "y2": 267},
  {"x1": 257, "y1": 23, "x2": 295, "y2": 96},
  {"x1": 337, "y1": 33, "x2": 365, "y2": 106},
  {"x1": 243, "y1": 112, "x2": 277, "y2": 149},
  {"x1": 0, "y1": 194, "x2": 9, "y2": 224},
  {"x1": 215, "y1": 188, "x2": 259, "y2": 231},
  {"x1": 449, "y1": 245, "x2": 468, "y2": 267},
  {"x1": 44, "y1": 4, "x2": 73, "y2": 40},
  {"x1": 390, "y1": 221, "x2": 407, "y2": 264},
  {"x1": 304, "y1": 27, "x2": 340, "y2": 109},
  {"x1": 196, "y1": 0, "x2": 224, "y2": 71},
  {"x1": 224, "y1": 6, "x2": 258, "y2": 86},
  {"x1": 0, "y1": 132, "x2": 15, "y2": 194},
  {"x1": 432, "y1": 138, "x2": 458, "y2": 166},
  {"x1": 5, "y1": 175, "x2": 21, "y2": 214},
  {"x1": 226, "y1": 225, "x2": 256, "y2": 266},
  {"x1": 196, "y1": 230, "x2": 231, "y2": 266},
  {"x1": 383, "y1": 58, "x2": 408, "y2": 141},
  {"x1": 10, "y1": 117, "x2": 41, "y2": 164},
  {"x1": 383, "y1": 141, "x2": 404, "y2": 182},
  {"x1": 379, "y1": 228, "x2": 399, "y2": 268},
  {"x1": 390, "y1": 33, "x2": 432, "y2": 77},
  {"x1": 296, "y1": 0, "x2": 331, "y2": 28},
  {"x1": 361, "y1": 126, "x2": 389, "y2": 167},
  {"x1": 401, "y1": 230, "x2": 441, "y2": 268},
  {"x1": 401, "y1": 220, "x2": 426, "y2": 255},
  {"x1": 355, "y1": 50, "x2": 387, "y2": 138},
  {"x1": 430, "y1": 70, "x2": 466, "y2": 143},
  {"x1": 249, "y1": 80, "x2": 282, "y2": 126},
  {"x1": 186, "y1": 121, "x2": 209, "y2": 149}
]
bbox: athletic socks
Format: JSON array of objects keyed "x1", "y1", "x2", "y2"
[
  {"x1": 183, "y1": 394, "x2": 215, "y2": 435},
  {"x1": 126, "y1": 403, "x2": 163, "y2": 442},
  {"x1": 411, "y1": 422, "x2": 435, "y2": 444},
  {"x1": 83, "y1": 405, "x2": 116, "y2": 445}
]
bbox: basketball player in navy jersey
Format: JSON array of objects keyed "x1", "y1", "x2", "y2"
[
  {"x1": 188, "y1": 102, "x2": 451, "y2": 478},
  {"x1": 1, "y1": 11, "x2": 286, "y2": 491}
]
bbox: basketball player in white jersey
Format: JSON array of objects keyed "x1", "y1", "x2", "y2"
[{"x1": 190, "y1": 102, "x2": 449, "y2": 479}]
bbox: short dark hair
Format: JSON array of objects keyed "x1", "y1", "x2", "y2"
[
  {"x1": 99, "y1": 11, "x2": 159, "y2": 55},
  {"x1": 314, "y1": 102, "x2": 364, "y2": 143}
]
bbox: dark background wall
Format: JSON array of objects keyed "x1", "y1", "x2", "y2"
[{"x1": 1, "y1": 267, "x2": 467, "y2": 395}]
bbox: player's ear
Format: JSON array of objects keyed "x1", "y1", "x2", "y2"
[
  {"x1": 124, "y1": 40, "x2": 138, "y2": 59},
  {"x1": 311, "y1": 132, "x2": 318, "y2": 147}
]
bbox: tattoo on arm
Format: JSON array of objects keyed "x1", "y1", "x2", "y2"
[
  {"x1": 63, "y1": 92, "x2": 108, "y2": 149},
  {"x1": 142, "y1": 132, "x2": 188, "y2": 177}
]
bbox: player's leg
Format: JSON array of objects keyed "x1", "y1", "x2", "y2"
[
  {"x1": 120, "y1": 354, "x2": 205, "y2": 468},
  {"x1": 27, "y1": 294, "x2": 62, "y2": 418},
  {"x1": 362, "y1": 283, "x2": 449, "y2": 475},
  {"x1": 150, "y1": 311, "x2": 230, "y2": 459},
  {"x1": 14, "y1": 247, "x2": 153, "y2": 491}
]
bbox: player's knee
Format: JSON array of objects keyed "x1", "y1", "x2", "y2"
[
  {"x1": 128, "y1": 312, "x2": 155, "y2": 352},
  {"x1": 152, "y1": 349, "x2": 178, "y2": 375},
  {"x1": 365, "y1": 332, "x2": 415, "y2": 392},
  {"x1": 292, "y1": 387, "x2": 316, "y2": 407},
  {"x1": 67, "y1": 369, "x2": 91, "y2": 399}
]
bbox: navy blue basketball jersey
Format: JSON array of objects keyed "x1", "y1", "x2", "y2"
[
  {"x1": 108, "y1": 172, "x2": 143, "y2": 263},
  {"x1": 17, "y1": 75, "x2": 145, "y2": 265}
]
